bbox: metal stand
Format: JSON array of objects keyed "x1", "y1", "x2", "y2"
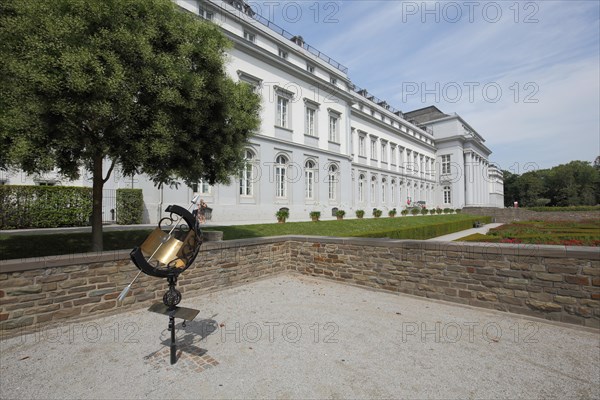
[{"x1": 148, "y1": 274, "x2": 199, "y2": 365}]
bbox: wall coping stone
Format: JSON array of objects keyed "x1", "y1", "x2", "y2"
[{"x1": 1, "y1": 236, "x2": 599, "y2": 274}]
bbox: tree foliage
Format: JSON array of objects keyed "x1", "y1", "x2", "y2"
[
  {"x1": 0, "y1": 0, "x2": 261, "y2": 250},
  {"x1": 503, "y1": 160, "x2": 600, "y2": 207}
]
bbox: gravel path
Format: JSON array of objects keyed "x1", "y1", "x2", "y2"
[{"x1": 1, "y1": 274, "x2": 598, "y2": 399}]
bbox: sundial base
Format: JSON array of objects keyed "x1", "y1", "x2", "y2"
[
  {"x1": 148, "y1": 303, "x2": 200, "y2": 321},
  {"x1": 148, "y1": 302, "x2": 200, "y2": 365}
]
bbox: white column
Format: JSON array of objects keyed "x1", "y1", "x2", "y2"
[
  {"x1": 465, "y1": 152, "x2": 473, "y2": 205},
  {"x1": 477, "y1": 156, "x2": 483, "y2": 205}
]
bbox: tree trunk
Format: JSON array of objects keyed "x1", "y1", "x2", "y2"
[{"x1": 91, "y1": 155, "x2": 104, "y2": 252}]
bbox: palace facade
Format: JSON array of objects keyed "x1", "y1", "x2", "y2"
[{"x1": 0, "y1": 0, "x2": 504, "y2": 224}]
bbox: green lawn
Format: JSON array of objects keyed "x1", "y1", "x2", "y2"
[
  {"x1": 458, "y1": 220, "x2": 600, "y2": 246},
  {"x1": 204, "y1": 214, "x2": 488, "y2": 240},
  {"x1": 0, "y1": 214, "x2": 487, "y2": 260}
]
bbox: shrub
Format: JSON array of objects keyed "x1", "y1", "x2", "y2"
[
  {"x1": 388, "y1": 208, "x2": 397, "y2": 217},
  {"x1": 420, "y1": 208, "x2": 428, "y2": 215},
  {"x1": 455, "y1": 208, "x2": 462, "y2": 214},
  {"x1": 436, "y1": 207, "x2": 442, "y2": 215},
  {"x1": 355, "y1": 216, "x2": 493, "y2": 240},
  {"x1": 443, "y1": 208, "x2": 451, "y2": 214},
  {"x1": 116, "y1": 189, "x2": 143, "y2": 225},
  {"x1": 401, "y1": 209, "x2": 409, "y2": 216},
  {"x1": 0, "y1": 185, "x2": 92, "y2": 229},
  {"x1": 372, "y1": 208, "x2": 382, "y2": 218},
  {"x1": 410, "y1": 208, "x2": 420, "y2": 216},
  {"x1": 275, "y1": 209, "x2": 289, "y2": 222},
  {"x1": 429, "y1": 209, "x2": 436, "y2": 215},
  {"x1": 355, "y1": 209, "x2": 365, "y2": 219}
]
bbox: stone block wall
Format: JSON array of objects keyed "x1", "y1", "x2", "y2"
[
  {"x1": 1, "y1": 236, "x2": 599, "y2": 336},
  {"x1": 288, "y1": 238, "x2": 600, "y2": 328},
  {"x1": 0, "y1": 239, "x2": 289, "y2": 335}
]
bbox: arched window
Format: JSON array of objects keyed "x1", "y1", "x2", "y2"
[
  {"x1": 239, "y1": 149, "x2": 255, "y2": 196},
  {"x1": 391, "y1": 179, "x2": 396, "y2": 204},
  {"x1": 328, "y1": 164, "x2": 338, "y2": 201},
  {"x1": 305, "y1": 159, "x2": 316, "y2": 200},
  {"x1": 371, "y1": 176, "x2": 377, "y2": 203},
  {"x1": 381, "y1": 178, "x2": 387, "y2": 203},
  {"x1": 358, "y1": 174, "x2": 365, "y2": 203},
  {"x1": 275, "y1": 155, "x2": 288, "y2": 198}
]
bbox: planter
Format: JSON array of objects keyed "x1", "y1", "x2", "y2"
[{"x1": 337, "y1": 216, "x2": 344, "y2": 221}]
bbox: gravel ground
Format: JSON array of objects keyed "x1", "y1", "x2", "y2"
[{"x1": 1, "y1": 274, "x2": 599, "y2": 399}]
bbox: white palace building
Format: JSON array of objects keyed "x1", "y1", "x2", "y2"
[{"x1": 1, "y1": 0, "x2": 504, "y2": 224}]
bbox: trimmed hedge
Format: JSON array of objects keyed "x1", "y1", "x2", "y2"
[
  {"x1": 116, "y1": 189, "x2": 144, "y2": 225},
  {"x1": 0, "y1": 185, "x2": 92, "y2": 229},
  {"x1": 526, "y1": 205, "x2": 600, "y2": 212},
  {"x1": 353, "y1": 216, "x2": 492, "y2": 240}
]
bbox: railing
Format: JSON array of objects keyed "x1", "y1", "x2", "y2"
[
  {"x1": 250, "y1": 10, "x2": 349, "y2": 74},
  {"x1": 352, "y1": 85, "x2": 404, "y2": 118}
]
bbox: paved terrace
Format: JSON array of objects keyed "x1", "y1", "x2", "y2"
[{"x1": 1, "y1": 274, "x2": 598, "y2": 399}]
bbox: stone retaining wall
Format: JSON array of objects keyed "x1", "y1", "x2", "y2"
[
  {"x1": 0, "y1": 239, "x2": 289, "y2": 335},
  {"x1": 289, "y1": 238, "x2": 600, "y2": 328},
  {"x1": 463, "y1": 207, "x2": 600, "y2": 223},
  {"x1": 1, "y1": 237, "x2": 599, "y2": 336}
]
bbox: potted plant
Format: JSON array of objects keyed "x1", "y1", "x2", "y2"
[
  {"x1": 309, "y1": 211, "x2": 321, "y2": 222},
  {"x1": 356, "y1": 209, "x2": 365, "y2": 219},
  {"x1": 373, "y1": 208, "x2": 382, "y2": 218},
  {"x1": 410, "y1": 208, "x2": 420, "y2": 216},
  {"x1": 420, "y1": 207, "x2": 428, "y2": 215},
  {"x1": 388, "y1": 208, "x2": 397, "y2": 218},
  {"x1": 335, "y1": 209, "x2": 346, "y2": 220},
  {"x1": 401, "y1": 209, "x2": 409, "y2": 216},
  {"x1": 275, "y1": 209, "x2": 289, "y2": 223}
]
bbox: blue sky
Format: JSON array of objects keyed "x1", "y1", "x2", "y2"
[{"x1": 248, "y1": 0, "x2": 600, "y2": 172}]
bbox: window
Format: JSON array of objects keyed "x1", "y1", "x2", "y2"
[
  {"x1": 237, "y1": 70, "x2": 262, "y2": 93},
  {"x1": 239, "y1": 150, "x2": 255, "y2": 196},
  {"x1": 278, "y1": 48, "x2": 288, "y2": 59},
  {"x1": 370, "y1": 176, "x2": 377, "y2": 203},
  {"x1": 328, "y1": 115, "x2": 339, "y2": 142},
  {"x1": 330, "y1": 76, "x2": 337, "y2": 85},
  {"x1": 381, "y1": 142, "x2": 387, "y2": 163},
  {"x1": 305, "y1": 107, "x2": 316, "y2": 136},
  {"x1": 443, "y1": 185, "x2": 452, "y2": 204},
  {"x1": 358, "y1": 174, "x2": 365, "y2": 203},
  {"x1": 328, "y1": 164, "x2": 338, "y2": 201},
  {"x1": 243, "y1": 31, "x2": 256, "y2": 43},
  {"x1": 193, "y1": 179, "x2": 211, "y2": 195},
  {"x1": 370, "y1": 139, "x2": 377, "y2": 160},
  {"x1": 390, "y1": 146, "x2": 396, "y2": 165},
  {"x1": 306, "y1": 64, "x2": 315, "y2": 74},
  {"x1": 381, "y1": 178, "x2": 387, "y2": 203},
  {"x1": 199, "y1": 6, "x2": 214, "y2": 20},
  {"x1": 277, "y1": 96, "x2": 289, "y2": 128},
  {"x1": 441, "y1": 154, "x2": 451, "y2": 175},
  {"x1": 275, "y1": 155, "x2": 288, "y2": 198},
  {"x1": 358, "y1": 135, "x2": 366, "y2": 157},
  {"x1": 305, "y1": 160, "x2": 316, "y2": 200}
]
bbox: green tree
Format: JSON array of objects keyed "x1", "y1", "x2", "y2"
[
  {"x1": 515, "y1": 171, "x2": 545, "y2": 207},
  {"x1": 502, "y1": 170, "x2": 519, "y2": 207},
  {"x1": 0, "y1": 0, "x2": 261, "y2": 251},
  {"x1": 548, "y1": 161, "x2": 599, "y2": 206}
]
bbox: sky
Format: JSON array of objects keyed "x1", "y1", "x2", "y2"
[{"x1": 247, "y1": 0, "x2": 600, "y2": 172}]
